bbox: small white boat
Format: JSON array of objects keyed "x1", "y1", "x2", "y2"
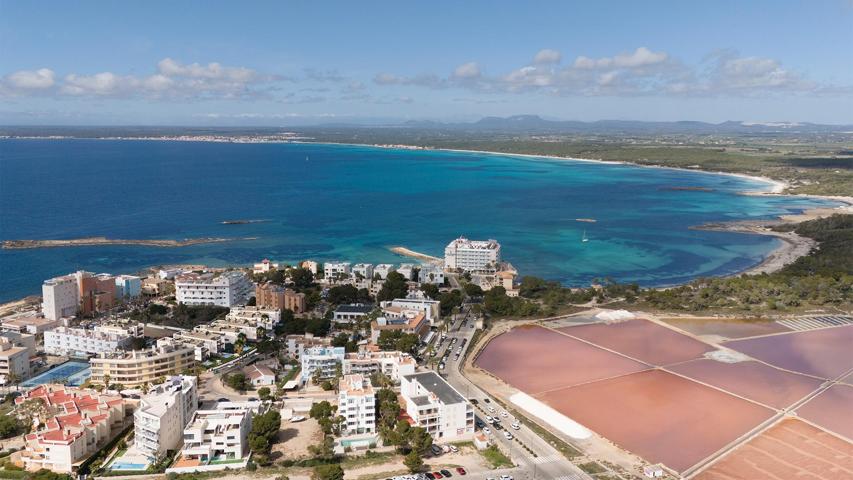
[
  {"x1": 582, "y1": 230, "x2": 589, "y2": 243},
  {"x1": 290, "y1": 415, "x2": 306, "y2": 423}
]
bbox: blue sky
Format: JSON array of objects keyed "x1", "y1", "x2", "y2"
[{"x1": 1, "y1": 0, "x2": 852, "y2": 125}]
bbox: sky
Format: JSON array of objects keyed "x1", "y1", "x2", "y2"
[{"x1": 1, "y1": 0, "x2": 853, "y2": 125}]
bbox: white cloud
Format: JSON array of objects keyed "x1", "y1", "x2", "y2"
[
  {"x1": 4, "y1": 68, "x2": 56, "y2": 90},
  {"x1": 533, "y1": 49, "x2": 562, "y2": 65},
  {"x1": 573, "y1": 47, "x2": 668, "y2": 70},
  {"x1": 452, "y1": 62, "x2": 481, "y2": 79},
  {"x1": 1, "y1": 59, "x2": 269, "y2": 100}
]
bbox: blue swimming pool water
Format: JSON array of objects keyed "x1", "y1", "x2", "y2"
[
  {"x1": 21, "y1": 361, "x2": 91, "y2": 387},
  {"x1": 109, "y1": 462, "x2": 148, "y2": 471}
]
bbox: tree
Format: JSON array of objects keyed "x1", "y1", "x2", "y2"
[
  {"x1": 404, "y1": 451, "x2": 424, "y2": 473},
  {"x1": 377, "y1": 272, "x2": 408, "y2": 302},
  {"x1": 377, "y1": 330, "x2": 420, "y2": 354},
  {"x1": 464, "y1": 283, "x2": 484, "y2": 297},
  {"x1": 328, "y1": 285, "x2": 359, "y2": 305},
  {"x1": 409, "y1": 427, "x2": 433, "y2": 456},
  {"x1": 439, "y1": 290, "x2": 463, "y2": 316},
  {"x1": 421, "y1": 283, "x2": 440, "y2": 300},
  {"x1": 312, "y1": 464, "x2": 344, "y2": 480},
  {"x1": 224, "y1": 373, "x2": 251, "y2": 392},
  {"x1": 290, "y1": 268, "x2": 315, "y2": 290},
  {"x1": 0, "y1": 414, "x2": 21, "y2": 439},
  {"x1": 248, "y1": 409, "x2": 281, "y2": 463},
  {"x1": 258, "y1": 387, "x2": 271, "y2": 401}
]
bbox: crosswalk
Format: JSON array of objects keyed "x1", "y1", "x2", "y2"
[
  {"x1": 531, "y1": 454, "x2": 563, "y2": 465},
  {"x1": 552, "y1": 474, "x2": 587, "y2": 480},
  {"x1": 777, "y1": 315, "x2": 853, "y2": 332}
]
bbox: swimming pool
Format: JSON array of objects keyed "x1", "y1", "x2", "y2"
[
  {"x1": 21, "y1": 361, "x2": 91, "y2": 387},
  {"x1": 109, "y1": 461, "x2": 148, "y2": 471}
]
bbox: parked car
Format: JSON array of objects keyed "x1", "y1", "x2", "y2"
[
  {"x1": 483, "y1": 398, "x2": 491, "y2": 403},
  {"x1": 485, "y1": 415, "x2": 493, "y2": 422},
  {"x1": 431, "y1": 445, "x2": 443, "y2": 455},
  {"x1": 500, "y1": 411, "x2": 508, "y2": 418},
  {"x1": 511, "y1": 422, "x2": 521, "y2": 430},
  {"x1": 432, "y1": 473, "x2": 443, "y2": 479},
  {"x1": 455, "y1": 467, "x2": 467, "y2": 475},
  {"x1": 425, "y1": 474, "x2": 436, "y2": 480},
  {"x1": 483, "y1": 426, "x2": 491, "y2": 434},
  {"x1": 487, "y1": 406, "x2": 496, "y2": 413},
  {"x1": 440, "y1": 470, "x2": 452, "y2": 477},
  {"x1": 449, "y1": 445, "x2": 459, "y2": 453},
  {"x1": 504, "y1": 431, "x2": 513, "y2": 440},
  {"x1": 500, "y1": 476, "x2": 513, "y2": 480}
]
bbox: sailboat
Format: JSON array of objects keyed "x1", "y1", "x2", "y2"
[{"x1": 582, "y1": 229, "x2": 589, "y2": 243}]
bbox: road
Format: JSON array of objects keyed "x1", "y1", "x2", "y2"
[{"x1": 434, "y1": 307, "x2": 592, "y2": 480}]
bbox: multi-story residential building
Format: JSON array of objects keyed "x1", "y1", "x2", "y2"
[
  {"x1": 42, "y1": 274, "x2": 79, "y2": 321},
  {"x1": 418, "y1": 264, "x2": 445, "y2": 285},
  {"x1": 374, "y1": 264, "x2": 396, "y2": 280},
  {"x1": 397, "y1": 264, "x2": 416, "y2": 281},
  {"x1": 141, "y1": 276, "x2": 170, "y2": 296},
  {"x1": 89, "y1": 338, "x2": 196, "y2": 388},
  {"x1": 114, "y1": 275, "x2": 142, "y2": 299},
  {"x1": 332, "y1": 304, "x2": 374, "y2": 324},
  {"x1": 226, "y1": 306, "x2": 281, "y2": 330},
  {"x1": 381, "y1": 297, "x2": 441, "y2": 325},
  {"x1": 16, "y1": 385, "x2": 127, "y2": 473},
  {"x1": 300, "y1": 346, "x2": 345, "y2": 383},
  {"x1": 444, "y1": 237, "x2": 501, "y2": 273},
  {"x1": 175, "y1": 271, "x2": 252, "y2": 307},
  {"x1": 252, "y1": 259, "x2": 279, "y2": 274},
  {"x1": 173, "y1": 330, "x2": 224, "y2": 358},
  {"x1": 283, "y1": 334, "x2": 331, "y2": 360},
  {"x1": 343, "y1": 350, "x2": 417, "y2": 382},
  {"x1": 43, "y1": 325, "x2": 138, "y2": 357},
  {"x1": 77, "y1": 271, "x2": 117, "y2": 316},
  {"x1": 400, "y1": 371, "x2": 475, "y2": 441},
  {"x1": 0, "y1": 331, "x2": 36, "y2": 354},
  {"x1": 370, "y1": 310, "x2": 430, "y2": 343},
  {"x1": 134, "y1": 376, "x2": 198, "y2": 461},
  {"x1": 338, "y1": 375, "x2": 376, "y2": 435},
  {"x1": 300, "y1": 260, "x2": 319, "y2": 275},
  {"x1": 1, "y1": 311, "x2": 60, "y2": 335},
  {"x1": 0, "y1": 337, "x2": 30, "y2": 383},
  {"x1": 352, "y1": 263, "x2": 374, "y2": 280},
  {"x1": 169, "y1": 407, "x2": 252, "y2": 472},
  {"x1": 323, "y1": 262, "x2": 351, "y2": 282},
  {"x1": 254, "y1": 282, "x2": 306, "y2": 313}
]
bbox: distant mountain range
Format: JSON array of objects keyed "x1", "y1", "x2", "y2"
[
  {"x1": 2, "y1": 115, "x2": 852, "y2": 137},
  {"x1": 391, "y1": 115, "x2": 853, "y2": 135}
]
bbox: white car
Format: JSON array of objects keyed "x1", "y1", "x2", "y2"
[
  {"x1": 488, "y1": 406, "x2": 496, "y2": 413},
  {"x1": 511, "y1": 422, "x2": 521, "y2": 430},
  {"x1": 449, "y1": 445, "x2": 459, "y2": 453},
  {"x1": 485, "y1": 415, "x2": 493, "y2": 422},
  {"x1": 504, "y1": 431, "x2": 513, "y2": 440},
  {"x1": 290, "y1": 416, "x2": 306, "y2": 423},
  {"x1": 483, "y1": 426, "x2": 491, "y2": 434},
  {"x1": 500, "y1": 411, "x2": 508, "y2": 418},
  {"x1": 500, "y1": 475, "x2": 513, "y2": 480}
]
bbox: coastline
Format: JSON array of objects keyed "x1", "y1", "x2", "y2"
[
  {"x1": 3, "y1": 137, "x2": 850, "y2": 281},
  {"x1": 2, "y1": 236, "x2": 255, "y2": 250}
]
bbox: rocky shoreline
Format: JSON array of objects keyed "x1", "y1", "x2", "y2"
[{"x1": 2, "y1": 236, "x2": 254, "y2": 250}]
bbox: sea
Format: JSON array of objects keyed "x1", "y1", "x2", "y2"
[{"x1": 0, "y1": 139, "x2": 838, "y2": 302}]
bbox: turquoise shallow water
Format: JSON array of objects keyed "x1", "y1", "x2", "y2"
[{"x1": 0, "y1": 139, "x2": 837, "y2": 301}]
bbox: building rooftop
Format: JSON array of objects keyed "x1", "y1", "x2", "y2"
[
  {"x1": 335, "y1": 304, "x2": 374, "y2": 314},
  {"x1": 403, "y1": 371, "x2": 465, "y2": 405}
]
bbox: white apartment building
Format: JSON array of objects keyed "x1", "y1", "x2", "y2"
[
  {"x1": 43, "y1": 325, "x2": 137, "y2": 357},
  {"x1": 90, "y1": 338, "x2": 196, "y2": 387},
  {"x1": 381, "y1": 297, "x2": 441, "y2": 324},
  {"x1": 42, "y1": 274, "x2": 80, "y2": 321},
  {"x1": 0, "y1": 337, "x2": 30, "y2": 383},
  {"x1": 115, "y1": 275, "x2": 142, "y2": 299},
  {"x1": 301, "y1": 260, "x2": 319, "y2": 275},
  {"x1": 252, "y1": 259, "x2": 279, "y2": 274},
  {"x1": 175, "y1": 271, "x2": 253, "y2": 307},
  {"x1": 171, "y1": 407, "x2": 252, "y2": 472},
  {"x1": 352, "y1": 263, "x2": 374, "y2": 280},
  {"x1": 135, "y1": 376, "x2": 199, "y2": 461},
  {"x1": 338, "y1": 375, "x2": 376, "y2": 435},
  {"x1": 444, "y1": 237, "x2": 501, "y2": 273},
  {"x1": 323, "y1": 262, "x2": 351, "y2": 281},
  {"x1": 397, "y1": 264, "x2": 416, "y2": 281},
  {"x1": 300, "y1": 345, "x2": 345, "y2": 383},
  {"x1": 343, "y1": 350, "x2": 416, "y2": 382},
  {"x1": 225, "y1": 306, "x2": 281, "y2": 330},
  {"x1": 400, "y1": 371, "x2": 475, "y2": 441},
  {"x1": 332, "y1": 304, "x2": 374, "y2": 324},
  {"x1": 418, "y1": 264, "x2": 445, "y2": 285},
  {"x1": 374, "y1": 264, "x2": 396, "y2": 280}
]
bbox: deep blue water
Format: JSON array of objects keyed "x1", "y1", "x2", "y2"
[{"x1": 0, "y1": 139, "x2": 837, "y2": 302}]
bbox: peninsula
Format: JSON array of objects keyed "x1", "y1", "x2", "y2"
[{"x1": 2, "y1": 236, "x2": 252, "y2": 250}]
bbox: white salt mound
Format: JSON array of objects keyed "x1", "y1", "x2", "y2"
[{"x1": 595, "y1": 309, "x2": 636, "y2": 322}]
